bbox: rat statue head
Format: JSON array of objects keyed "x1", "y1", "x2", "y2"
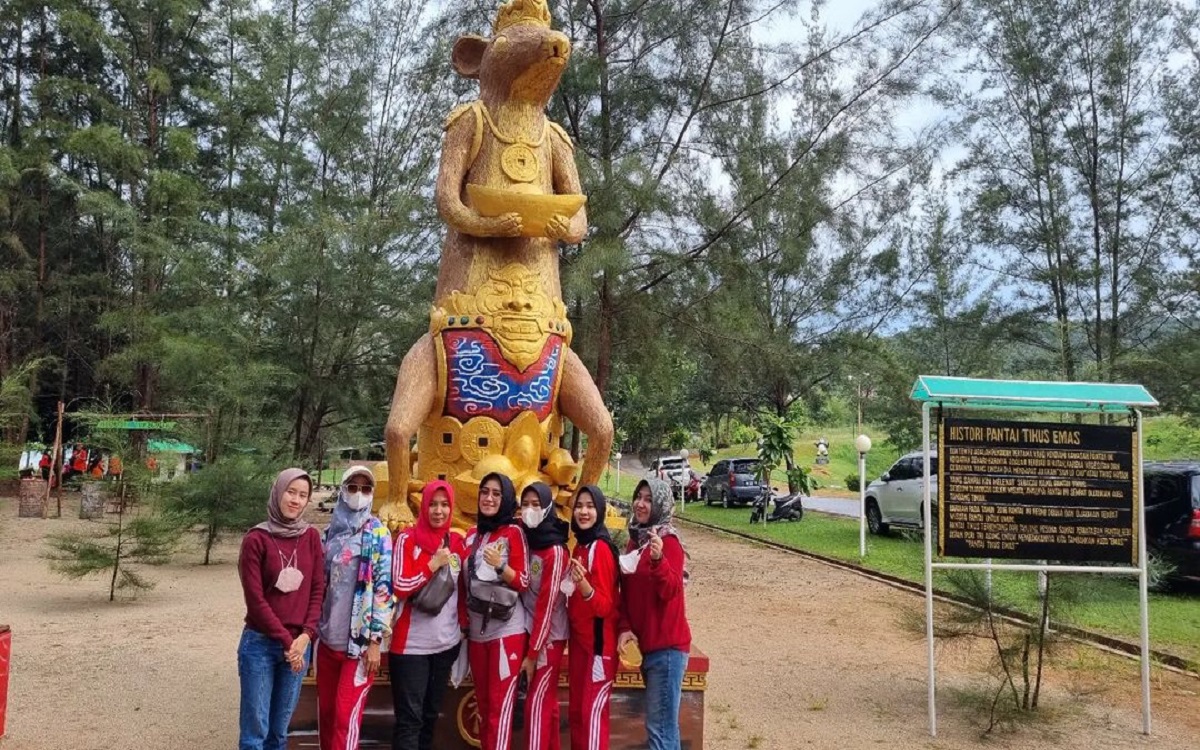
[{"x1": 451, "y1": 0, "x2": 572, "y2": 106}]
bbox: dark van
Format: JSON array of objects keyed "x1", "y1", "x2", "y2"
[{"x1": 1143, "y1": 461, "x2": 1200, "y2": 583}]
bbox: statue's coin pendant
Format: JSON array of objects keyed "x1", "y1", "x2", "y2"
[{"x1": 501, "y1": 144, "x2": 539, "y2": 182}]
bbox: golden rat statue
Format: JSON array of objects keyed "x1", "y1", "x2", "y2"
[{"x1": 380, "y1": 0, "x2": 613, "y2": 533}]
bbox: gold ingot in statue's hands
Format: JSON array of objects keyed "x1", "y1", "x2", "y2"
[{"x1": 466, "y1": 184, "x2": 586, "y2": 238}]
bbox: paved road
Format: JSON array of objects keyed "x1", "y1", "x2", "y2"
[
  {"x1": 803, "y1": 495, "x2": 860, "y2": 518},
  {"x1": 684, "y1": 494, "x2": 860, "y2": 518}
]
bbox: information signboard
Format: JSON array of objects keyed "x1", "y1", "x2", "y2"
[{"x1": 937, "y1": 417, "x2": 1137, "y2": 563}]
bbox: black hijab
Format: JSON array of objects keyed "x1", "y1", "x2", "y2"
[
  {"x1": 521, "y1": 482, "x2": 569, "y2": 550},
  {"x1": 572, "y1": 484, "x2": 621, "y2": 657},
  {"x1": 476, "y1": 472, "x2": 518, "y2": 534},
  {"x1": 571, "y1": 484, "x2": 620, "y2": 562}
]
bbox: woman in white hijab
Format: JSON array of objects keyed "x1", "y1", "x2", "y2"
[{"x1": 315, "y1": 465, "x2": 394, "y2": 750}]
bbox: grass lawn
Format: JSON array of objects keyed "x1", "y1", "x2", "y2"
[{"x1": 679, "y1": 503, "x2": 1200, "y2": 667}]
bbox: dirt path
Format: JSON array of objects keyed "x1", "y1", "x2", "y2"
[{"x1": 1, "y1": 497, "x2": 1197, "y2": 749}]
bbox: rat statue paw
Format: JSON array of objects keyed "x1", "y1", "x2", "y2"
[
  {"x1": 544, "y1": 213, "x2": 572, "y2": 240},
  {"x1": 482, "y1": 212, "x2": 523, "y2": 237}
]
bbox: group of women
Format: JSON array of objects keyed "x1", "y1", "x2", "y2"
[{"x1": 237, "y1": 465, "x2": 692, "y2": 750}]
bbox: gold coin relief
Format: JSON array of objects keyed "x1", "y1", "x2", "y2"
[{"x1": 500, "y1": 144, "x2": 540, "y2": 183}]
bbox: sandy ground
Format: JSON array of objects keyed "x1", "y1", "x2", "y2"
[{"x1": 1, "y1": 495, "x2": 1198, "y2": 749}]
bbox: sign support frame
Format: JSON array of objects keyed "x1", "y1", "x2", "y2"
[{"x1": 920, "y1": 400, "x2": 1152, "y2": 738}]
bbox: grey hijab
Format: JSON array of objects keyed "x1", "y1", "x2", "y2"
[
  {"x1": 627, "y1": 478, "x2": 682, "y2": 548},
  {"x1": 254, "y1": 468, "x2": 313, "y2": 538}
]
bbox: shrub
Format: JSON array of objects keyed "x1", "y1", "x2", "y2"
[{"x1": 845, "y1": 473, "x2": 861, "y2": 492}]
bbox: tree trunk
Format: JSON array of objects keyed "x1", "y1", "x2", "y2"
[
  {"x1": 204, "y1": 523, "x2": 216, "y2": 565},
  {"x1": 595, "y1": 273, "x2": 613, "y2": 395},
  {"x1": 110, "y1": 503, "x2": 125, "y2": 602}
]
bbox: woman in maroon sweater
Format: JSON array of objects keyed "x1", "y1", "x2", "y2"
[
  {"x1": 618, "y1": 478, "x2": 691, "y2": 750},
  {"x1": 237, "y1": 468, "x2": 326, "y2": 750}
]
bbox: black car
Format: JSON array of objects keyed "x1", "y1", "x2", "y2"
[
  {"x1": 1144, "y1": 461, "x2": 1200, "y2": 584},
  {"x1": 704, "y1": 458, "x2": 765, "y2": 507}
]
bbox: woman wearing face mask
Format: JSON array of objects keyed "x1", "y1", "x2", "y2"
[
  {"x1": 465, "y1": 472, "x2": 530, "y2": 750},
  {"x1": 566, "y1": 485, "x2": 620, "y2": 750},
  {"x1": 315, "y1": 466, "x2": 394, "y2": 750},
  {"x1": 389, "y1": 480, "x2": 468, "y2": 750},
  {"x1": 517, "y1": 482, "x2": 569, "y2": 750},
  {"x1": 238, "y1": 468, "x2": 326, "y2": 750},
  {"x1": 617, "y1": 479, "x2": 691, "y2": 750}
]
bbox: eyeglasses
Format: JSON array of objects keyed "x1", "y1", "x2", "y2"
[{"x1": 346, "y1": 483, "x2": 374, "y2": 494}]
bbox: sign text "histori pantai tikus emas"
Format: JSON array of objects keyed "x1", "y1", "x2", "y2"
[{"x1": 937, "y1": 417, "x2": 1138, "y2": 564}]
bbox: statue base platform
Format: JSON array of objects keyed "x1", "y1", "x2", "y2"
[{"x1": 288, "y1": 645, "x2": 708, "y2": 748}]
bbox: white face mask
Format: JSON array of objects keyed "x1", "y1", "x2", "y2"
[
  {"x1": 521, "y1": 505, "x2": 547, "y2": 528},
  {"x1": 618, "y1": 549, "x2": 642, "y2": 575},
  {"x1": 344, "y1": 491, "x2": 372, "y2": 511}
]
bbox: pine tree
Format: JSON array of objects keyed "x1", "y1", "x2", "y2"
[{"x1": 162, "y1": 455, "x2": 268, "y2": 564}]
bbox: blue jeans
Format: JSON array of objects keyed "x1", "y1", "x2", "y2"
[
  {"x1": 642, "y1": 647, "x2": 688, "y2": 750},
  {"x1": 238, "y1": 627, "x2": 310, "y2": 750}
]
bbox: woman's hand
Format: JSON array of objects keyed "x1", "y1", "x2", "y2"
[
  {"x1": 363, "y1": 642, "x2": 382, "y2": 677},
  {"x1": 520, "y1": 656, "x2": 536, "y2": 683},
  {"x1": 287, "y1": 633, "x2": 310, "y2": 673},
  {"x1": 647, "y1": 531, "x2": 663, "y2": 561},
  {"x1": 618, "y1": 631, "x2": 637, "y2": 652},
  {"x1": 569, "y1": 558, "x2": 593, "y2": 596},
  {"x1": 430, "y1": 545, "x2": 452, "y2": 572},
  {"x1": 482, "y1": 544, "x2": 503, "y2": 568},
  {"x1": 569, "y1": 557, "x2": 586, "y2": 582}
]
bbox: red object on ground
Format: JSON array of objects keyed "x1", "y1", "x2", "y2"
[{"x1": 0, "y1": 625, "x2": 10, "y2": 738}]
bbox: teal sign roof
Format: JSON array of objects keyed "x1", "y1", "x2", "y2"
[
  {"x1": 910, "y1": 376, "x2": 1158, "y2": 413},
  {"x1": 148, "y1": 438, "x2": 199, "y2": 454}
]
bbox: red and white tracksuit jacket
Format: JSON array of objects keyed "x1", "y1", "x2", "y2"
[
  {"x1": 521, "y1": 545, "x2": 569, "y2": 750},
  {"x1": 465, "y1": 525, "x2": 530, "y2": 750},
  {"x1": 567, "y1": 540, "x2": 619, "y2": 750},
  {"x1": 389, "y1": 530, "x2": 468, "y2": 655}
]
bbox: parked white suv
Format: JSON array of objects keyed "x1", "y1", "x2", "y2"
[
  {"x1": 864, "y1": 451, "x2": 938, "y2": 535},
  {"x1": 648, "y1": 456, "x2": 691, "y2": 485}
]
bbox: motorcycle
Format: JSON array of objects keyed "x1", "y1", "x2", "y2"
[{"x1": 749, "y1": 486, "x2": 804, "y2": 523}]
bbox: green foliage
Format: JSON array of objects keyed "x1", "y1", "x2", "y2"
[
  {"x1": 1142, "y1": 416, "x2": 1200, "y2": 460},
  {"x1": 726, "y1": 421, "x2": 758, "y2": 447},
  {"x1": 845, "y1": 473, "x2": 861, "y2": 492},
  {"x1": 755, "y1": 414, "x2": 794, "y2": 482},
  {"x1": 0, "y1": 357, "x2": 52, "y2": 436},
  {"x1": 162, "y1": 456, "x2": 271, "y2": 564},
  {"x1": 44, "y1": 504, "x2": 178, "y2": 601},
  {"x1": 786, "y1": 465, "x2": 813, "y2": 496}
]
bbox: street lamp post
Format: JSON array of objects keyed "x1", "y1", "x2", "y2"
[
  {"x1": 678, "y1": 448, "x2": 690, "y2": 511},
  {"x1": 614, "y1": 452, "x2": 622, "y2": 495},
  {"x1": 856, "y1": 434, "x2": 872, "y2": 557}
]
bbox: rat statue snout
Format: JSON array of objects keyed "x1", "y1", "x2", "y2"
[{"x1": 544, "y1": 34, "x2": 570, "y2": 62}]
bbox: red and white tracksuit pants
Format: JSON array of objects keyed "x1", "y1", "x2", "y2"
[
  {"x1": 568, "y1": 643, "x2": 616, "y2": 750},
  {"x1": 468, "y1": 633, "x2": 528, "y2": 750},
  {"x1": 316, "y1": 641, "x2": 374, "y2": 750},
  {"x1": 525, "y1": 640, "x2": 566, "y2": 750}
]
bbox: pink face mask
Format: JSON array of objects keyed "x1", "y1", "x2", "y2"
[{"x1": 273, "y1": 545, "x2": 304, "y2": 593}]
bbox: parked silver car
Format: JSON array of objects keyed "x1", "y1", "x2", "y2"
[{"x1": 864, "y1": 451, "x2": 938, "y2": 535}]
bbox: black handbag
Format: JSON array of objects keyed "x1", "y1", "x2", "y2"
[
  {"x1": 410, "y1": 535, "x2": 456, "y2": 615},
  {"x1": 466, "y1": 536, "x2": 519, "y2": 631}
]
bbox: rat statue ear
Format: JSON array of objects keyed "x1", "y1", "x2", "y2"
[{"x1": 452, "y1": 35, "x2": 489, "y2": 79}]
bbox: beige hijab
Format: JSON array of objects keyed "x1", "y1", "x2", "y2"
[{"x1": 254, "y1": 467, "x2": 313, "y2": 538}]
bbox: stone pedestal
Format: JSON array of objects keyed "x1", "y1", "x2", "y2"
[
  {"x1": 288, "y1": 645, "x2": 708, "y2": 748},
  {"x1": 79, "y1": 483, "x2": 107, "y2": 520},
  {"x1": 17, "y1": 479, "x2": 47, "y2": 518}
]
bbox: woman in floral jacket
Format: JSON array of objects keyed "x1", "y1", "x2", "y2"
[{"x1": 316, "y1": 465, "x2": 394, "y2": 750}]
